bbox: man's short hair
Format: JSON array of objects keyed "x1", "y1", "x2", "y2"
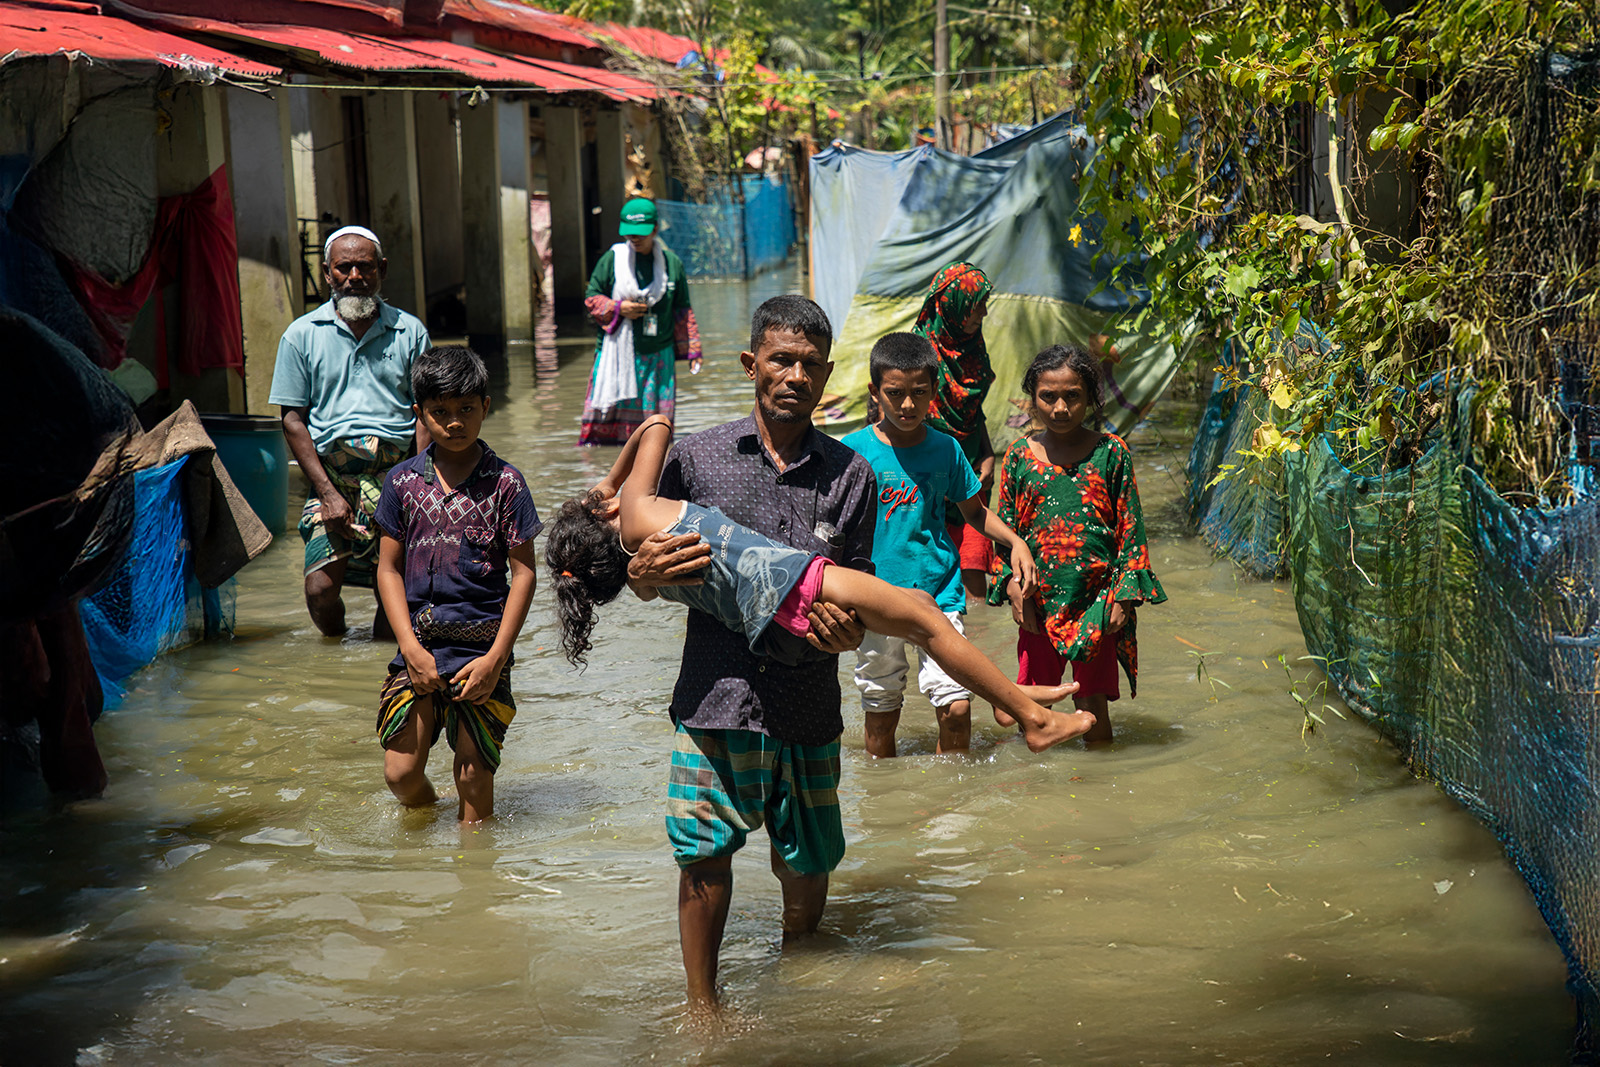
[
  {"x1": 412, "y1": 345, "x2": 489, "y2": 403},
  {"x1": 749, "y1": 294, "x2": 833, "y2": 356},
  {"x1": 869, "y1": 332, "x2": 938, "y2": 386}
]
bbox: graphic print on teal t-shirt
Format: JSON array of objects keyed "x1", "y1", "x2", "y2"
[{"x1": 841, "y1": 424, "x2": 982, "y2": 613}]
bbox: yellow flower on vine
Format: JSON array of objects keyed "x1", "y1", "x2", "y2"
[{"x1": 1069, "y1": 223, "x2": 1083, "y2": 247}]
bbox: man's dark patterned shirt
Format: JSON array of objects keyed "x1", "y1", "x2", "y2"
[{"x1": 657, "y1": 411, "x2": 876, "y2": 745}]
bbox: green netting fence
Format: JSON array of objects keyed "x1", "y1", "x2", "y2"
[{"x1": 1189, "y1": 374, "x2": 1600, "y2": 1052}]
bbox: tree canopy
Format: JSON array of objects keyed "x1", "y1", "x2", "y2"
[{"x1": 567, "y1": 0, "x2": 1600, "y2": 499}]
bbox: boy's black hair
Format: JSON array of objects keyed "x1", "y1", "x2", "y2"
[
  {"x1": 868, "y1": 332, "x2": 938, "y2": 386},
  {"x1": 749, "y1": 294, "x2": 833, "y2": 356},
  {"x1": 412, "y1": 344, "x2": 490, "y2": 404},
  {"x1": 1023, "y1": 343, "x2": 1104, "y2": 413},
  {"x1": 545, "y1": 492, "x2": 631, "y2": 666}
]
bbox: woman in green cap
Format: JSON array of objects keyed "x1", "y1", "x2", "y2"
[{"x1": 579, "y1": 197, "x2": 702, "y2": 445}]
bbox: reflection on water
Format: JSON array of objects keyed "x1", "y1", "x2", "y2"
[{"x1": 0, "y1": 268, "x2": 1574, "y2": 1065}]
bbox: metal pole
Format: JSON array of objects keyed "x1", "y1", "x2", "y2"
[{"x1": 934, "y1": 0, "x2": 952, "y2": 150}]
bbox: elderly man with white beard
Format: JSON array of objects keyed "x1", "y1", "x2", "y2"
[{"x1": 269, "y1": 226, "x2": 432, "y2": 637}]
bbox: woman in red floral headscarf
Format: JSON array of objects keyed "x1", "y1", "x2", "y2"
[{"x1": 913, "y1": 261, "x2": 997, "y2": 599}]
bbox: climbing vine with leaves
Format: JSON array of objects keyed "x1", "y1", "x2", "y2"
[{"x1": 1073, "y1": 0, "x2": 1600, "y2": 500}]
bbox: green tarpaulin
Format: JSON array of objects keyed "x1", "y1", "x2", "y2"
[{"x1": 809, "y1": 118, "x2": 1189, "y2": 442}]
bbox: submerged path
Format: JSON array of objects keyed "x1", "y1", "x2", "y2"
[{"x1": 0, "y1": 270, "x2": 1575, "y2": 1065}]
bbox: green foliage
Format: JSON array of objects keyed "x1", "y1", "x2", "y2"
[
  {"x1": 1070, "y1": 0, "x2": 1600, "y2": 500},
  {"x1": 1188, "y1": 649, "x2": 1232, "y2": 701},
  {"x1": 581, "y1": 0, "x2": 1600, "y2": 499},
  {"x1": 565, "y1": 0, "x2": 1086, "y2": 155},
  {"x1": 1277, "y1": 654, "x2": 1344, "y2": 738}
]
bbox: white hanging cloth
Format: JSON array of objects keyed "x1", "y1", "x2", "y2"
[{"x1": 591, "y1": 241, "x2": 668, "y2": 412}]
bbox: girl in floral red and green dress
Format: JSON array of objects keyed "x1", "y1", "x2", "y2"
[{"x1": 987, "y1": 343, "x2": 1167, "y2": 743}]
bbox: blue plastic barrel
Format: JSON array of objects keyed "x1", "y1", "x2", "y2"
[{"x1": 200, "y1": 413, "x2": 288, "y2": 535}]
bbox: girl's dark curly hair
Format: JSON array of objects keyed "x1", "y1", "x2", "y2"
[
  {"x1": 1022, "y1": 342, "x2": 1104, "y2": 418},
  {"x1": 545, "y1": 491, "x2": 631, "y2": 666}
]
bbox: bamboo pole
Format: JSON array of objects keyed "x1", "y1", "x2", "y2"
[{"x1": 934, "y1": 0, "x2": 952, "y2": 150}]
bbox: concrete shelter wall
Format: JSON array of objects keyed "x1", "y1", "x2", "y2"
[
  {"x1": 460, "y1": 97, "x2": 535, "y2": 348},
  {"x1": 287, "y1": 81, "x2": 321, "y2": 309},
  {"x1": 148, "y1": 82, "x2": 241, "y2": 414},
  {"x1": 595, "y1": 108, "x2": 626, "y2": 246},
  {"x1": 459, "y1": 96, "x2": 505, "y2": 342},
  {"x1": 307, "y1": 87, "x2": 350, "y2": 241},
  {"x1": 414, "y1": 90, "x2": 465, "y2": 310},
  {"x1": 496, "y1": 97, "x2": 533, "y2": 342},
  {"x1": 225, "y1": 85, "x2": 299, "y2": 415},
  {"x1": 363, "y1": 91, "x2": 427, "y2": 320},
  {"x1": 544, "y1": 104, "x2": 586, "y2": 312}
]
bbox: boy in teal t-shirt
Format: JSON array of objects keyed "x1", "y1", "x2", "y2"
[{"x1": 841, "y1": 333, "x2": 1040, "y2": 757}]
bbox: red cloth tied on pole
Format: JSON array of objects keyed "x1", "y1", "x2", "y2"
[{"x1": 66, "y1": 165, "x2": 244, "y2": 386}]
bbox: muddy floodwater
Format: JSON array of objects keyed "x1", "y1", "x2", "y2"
[{"x1": 0, "y1": 269, "x2": 1577, "y2": 1065}]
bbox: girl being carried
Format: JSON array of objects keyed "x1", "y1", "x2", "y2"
[{"x1": 546, "y1": 414, "x2": 1097, "y2": 752}]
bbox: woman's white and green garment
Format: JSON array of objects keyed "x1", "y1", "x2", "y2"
[{"x1": 579, "y1": 244, "x2": 701, "y2": 445}]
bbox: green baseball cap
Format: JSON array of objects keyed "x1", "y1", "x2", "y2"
[{"x1": 619, "y1": 197, "x2": 657, "y2": 235}]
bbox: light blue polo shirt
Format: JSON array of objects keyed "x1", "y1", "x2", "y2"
[{"x1": 268, "y1": 299, "x2": 431, "y2": 454}]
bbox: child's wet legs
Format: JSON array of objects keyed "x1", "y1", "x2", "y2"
[
  {"x1": 935, "y1": 699, "x2": 971, "y2": 753},
  {"x1": 1006, "y1": 628, "x2": 1066, "y2": 728},
  {"x1": 452, "y1": 716, "x2": 495, "y2": 823},
  {"x1": 1073, "y1": 634, "x2": 1119, "y2": 743},
  {"x1": 864, "y1": 708, "x2": 901, "y2": 758},
  {"x1": 383, "y1": 699, "x2": 439, "y2": 807},
  {"x1": 1078, "y1": 692, "x2": 1113, "y2": 743}
]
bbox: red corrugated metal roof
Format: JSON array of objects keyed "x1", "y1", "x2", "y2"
[
  {"x1": 511, "y1": 50, "x2": 657, "y2": 100},
  {"x1": 438, "y1": 0, "x2": 593, "y2": 52},
  {"x1": 0, "y1": 4, "x2": 279, "y2": 77},
  {"x1": 591, "y1": 23, "x2": 696, "y2": 66},
  {"x1": 112, "y1": 0, "x2": 408, "y2": 29},
  {"x1": 590, "y1": 21, "x2": 777, "y2": 82},
  {"x1": 136, "y1": 15, "x2": 654, "y2": 98}
]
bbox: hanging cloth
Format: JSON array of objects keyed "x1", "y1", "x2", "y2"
[
  {"x1": 62, "y1": 166, "x2": 244, "y2": 385},
  {"x1": 591, "y1": 241, "x2": 667, "y2": 413},
  {"x1": 914, "y1": 261, "x2": 995, "y2": 441}
]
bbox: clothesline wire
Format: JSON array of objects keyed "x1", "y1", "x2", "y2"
[{"x1": 275, "y1": 59, "x2": 1069, "y2": 96}]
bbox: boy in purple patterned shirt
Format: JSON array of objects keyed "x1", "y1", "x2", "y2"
[{"x1": 373, "y1": 346, "x2": 541, "y2": 823}]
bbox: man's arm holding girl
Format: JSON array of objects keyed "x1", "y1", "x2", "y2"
[{"x1": 803, "y1": 450, "x2": 876, "y2": 653}]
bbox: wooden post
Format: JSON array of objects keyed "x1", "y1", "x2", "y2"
[
  {"x1": 544, "y1": 105, "x2": 587, "y2": 313},
  {"x1": 795, "y1": 135, "x2": 814, "y2": 299}
]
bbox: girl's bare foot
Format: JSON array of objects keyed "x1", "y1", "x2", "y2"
[
  {"x1": 1020, "y1": 682, "x2": 1078, "y2": 706},
  {"x1": 1022, "y1": 708, "x2": 1097, "y2": 752},
  {"x1": 996, "y1": 683, "x2": 1078, "y2": 727}
]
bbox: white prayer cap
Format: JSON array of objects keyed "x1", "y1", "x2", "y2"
[{"x1": 323, "y1": 225, "x2": 383, "y2": 259}]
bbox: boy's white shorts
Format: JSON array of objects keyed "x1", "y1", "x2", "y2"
[{"x1": 854, "y1": 610, "x2": 972, "y2": 713}]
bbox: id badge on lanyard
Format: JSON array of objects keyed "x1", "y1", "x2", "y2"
[{"x1": 642, "y1": 312, "x2": 658, "y2": 337}]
